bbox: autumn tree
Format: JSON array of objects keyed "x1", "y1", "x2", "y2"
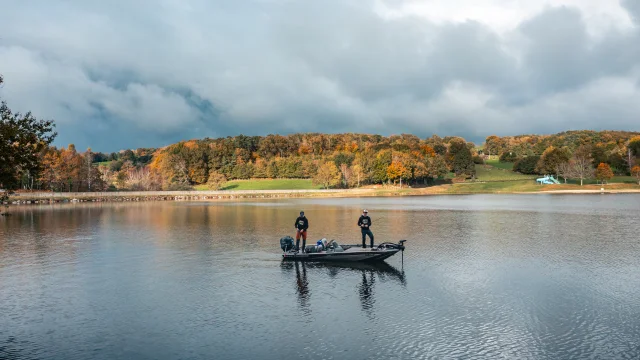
[
  {"x1": 253, "y1": 158, "x2": 268, "y2": 178},
  {"x1": 116, "y1": 171, "x2": 127, "y2": 189},
  {"x1": 124, "y1": 167, "x2": 157, "y2": 191},
  {"x1": 484, "y1": 135, "x2": 504, "y2": 158},
  {"x1": 631, "y1": 165, "x2": 640, "y2": 185},
  {"x1": 339, "y1": 163, "x2": 351, "y2": 187},
  {"x1": 55, "y1": 145, "x2": 81, "y2": 191},
  {"x1": 371, "y1": 150, "x2": 392, "y2": 184},
  {"x1": 556, "y1": 162, "x2": 570, "y2": 183},
  {"x1": 84, "y1": 148, "x2": 94, "y2": 191},
  {"x1": 231, "y1": 161, "x2": 254, "y2": 179},
  {"x1": 353, "y1": 151, "x2": 374, "y2": 184},
  {"x1": 627, "y1": 136, "x2": 640, "y2": 171},
  {"x1": 595, "y1": 163, "x2": 613, "y2": 184},
  {"x1": 313, "y1": 162, "x2": 341, "y2": 189},
  {"x1": 40, "y1": 148, "x2": 62, "y2": 190},
  {"x1": 207, "y1": 171, "x2": 227, "y2": 190},
  {"x1": 536, "y1": 146, "x2": 570, "y2": 176},
  {"x1": 97, "y1": 164, "x2": 115, "y2": 189},
  {"x1": 166, "y1": 156, "x2": 192, "y2": 190},
  {"x1": 628, "y1": 136, "x2": 640, "y2": 156},
  {"x1": 567, "y1": 146, "x2": 595, "y2": 186},
  {"x1": 591, "y1": 144, "x2": 608, "y2": 167},
  {"x1": 513, "y1": 156, "x2": 540, "y2": 175},
  {"x1": 448, "y1": 138, "x2": 475, "y2": 177},
  {"x1": 349, "y1": 164, "x2": 365, "y2": 188},
  {"x1": 427, "y1": 155, "x2": 449, "y2": 181},
  {"x1": 387, "y1": 161, "x2": 410, "y2": 187}
]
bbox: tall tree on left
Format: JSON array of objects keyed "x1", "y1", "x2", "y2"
[{"x1": 0, "y1": 74, "x2": 57, "y2": 209}]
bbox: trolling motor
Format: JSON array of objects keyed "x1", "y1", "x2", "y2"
[
  {"x1": 399, "y1": 240, "x2": 406, "y2": 250},
  {"x1": 375, "y1": 240, "x2": 407, "y2": 266},
  {"x1": 376, "y1": 240, "x2": 406, "y2": 251}
]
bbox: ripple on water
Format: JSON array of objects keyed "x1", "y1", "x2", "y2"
[{"x1": 1, "y1": 197, "x2": 640, "y2": 360}]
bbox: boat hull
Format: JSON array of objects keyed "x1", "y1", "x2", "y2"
[{"x1": 282, "y1": 248, "x2": 400, "y2": 262}]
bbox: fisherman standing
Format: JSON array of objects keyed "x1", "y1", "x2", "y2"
[
  {"x1": 294, "y1": 211, "x2": 309, "y2": 252},
  {"x1": 358, "y1": 209, "x2": 374, "y2": 249}
]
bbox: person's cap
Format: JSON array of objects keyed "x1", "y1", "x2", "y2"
[{"x1": 363, "y1": 209, "x2": 368, "y2": 213}]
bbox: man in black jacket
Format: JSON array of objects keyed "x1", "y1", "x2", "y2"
[
  {"x1": 294, "y1": 211, "x2": 309, "y2": 252},
  {"x1": 358, "y1": 209, "x2": 374, "y2": 249}
]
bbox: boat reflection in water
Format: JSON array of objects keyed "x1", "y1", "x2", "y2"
[{"x1": 281, "y1": 261, "x2": 406, "y2": 317}]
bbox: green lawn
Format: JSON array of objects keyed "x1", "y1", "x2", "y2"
[
  {"x1": 195, "y1": 179, "x2": 322, "y2": 191},
  {"x1": 475, "y1": 164, "x2": 537, "y2": 181},
  {"x1": 447, "y1": 181, "x2": 542, "y2": 193},
  {"x1": 485, "y1": 159, "x2": 514, "y2": 170},
  {"x1": 561, "y1": 176, "x2": 637, "y2": 185}
]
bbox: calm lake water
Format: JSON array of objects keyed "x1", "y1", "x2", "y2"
[{"x1": 1, "y1": 195, "x2": 640, "y2": 360}]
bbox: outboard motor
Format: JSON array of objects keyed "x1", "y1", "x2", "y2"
[{"x1": 280, "y1": 236, "x2": 294, "y2": 252}]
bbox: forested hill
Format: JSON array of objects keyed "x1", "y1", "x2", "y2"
[
  {"x1": 33, "y1": 130, "x2": 640, "y2": 192},
  {"x1": 485, "y1": 130, "x2": 640, "y2": 157},
  {"x1": 4, "y1": 70, "x2": 639, "y2": 194}
]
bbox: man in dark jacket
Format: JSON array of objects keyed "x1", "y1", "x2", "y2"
[
  {"x1": 357, "y1": 209, "x2": 374, "y2": 249},
  {"x1": 294, "y1": 211, "x2": 309, "y2": 252}
]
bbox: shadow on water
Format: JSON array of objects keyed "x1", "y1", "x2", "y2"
[{"x1": 281, "y1": 261, "x2": 406, "y2": 318}]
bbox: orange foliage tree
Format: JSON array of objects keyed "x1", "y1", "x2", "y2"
[
  {"x1": 595, "y1": 163, "x2": 614, "y2": 184},
  {"x1": 631, "y1": 165, "x2": 640, "y2": 185}
]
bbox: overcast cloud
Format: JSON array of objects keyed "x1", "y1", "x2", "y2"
[{"x1": 1, "y1": 0, "x2": 639, "y2": 151}]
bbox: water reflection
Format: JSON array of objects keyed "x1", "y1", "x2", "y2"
[
  {"x1": 281, "y1": 261, "x2": 406, "y2": 318},
  {"x1": 358, "y1": 271, "x2": 375, "y2": 317},
  {"x1": 294, "y1": 261, "x2": 310, "y2": 315}
]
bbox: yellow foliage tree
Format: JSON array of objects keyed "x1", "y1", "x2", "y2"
[
  {"x1": 313, "y1": 162, "x2": 341, "y2": 189},
  {"x1": 207, "y1": 171, "x2": 227, "y2": 190},
  {"x1": 387, "y1": 161, "x2": 410, "y2": 186}
]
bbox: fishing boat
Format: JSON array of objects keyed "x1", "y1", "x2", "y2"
[{"x1": 280, "y1": 236, "x2": 406, "y2": 262}]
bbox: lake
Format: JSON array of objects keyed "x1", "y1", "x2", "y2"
[{"x1": 1, "y1": 195, "x2": 640, "y2": 360}]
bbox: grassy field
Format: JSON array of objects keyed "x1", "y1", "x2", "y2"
[
  {"x1": 478, "y1": 162, "x2": 636, "y2": 184},
  {"x1": 195, "y1": 179, "x2": 322, "y2": 191},
  {"x1": 561, "y1": 176, "x2": 637, "y2": 185},
  {"x1": 445, "y1": 181, "x2": 542, "y2": 193},
  {"x1": 474, "y1": 163, "x2": 536, "y2": 181},
  {"x1": 440, "y1": 181, "x2": 640, "y2": 194},
  {"x1": 484, "y1": 159, "x2": 514, "y2": 170}
]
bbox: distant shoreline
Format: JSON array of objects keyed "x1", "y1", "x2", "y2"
[{"x1": 4, "y1": 184, "x2": 640, "y2": 206}]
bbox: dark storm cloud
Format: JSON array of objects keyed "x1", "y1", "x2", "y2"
[{"x1": 0, "y1": 0, "x2": 639, "y2": 151}]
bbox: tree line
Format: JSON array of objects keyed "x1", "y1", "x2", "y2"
[
  {"x1": 486, "y1": 131, "x2": 640, "y2": 185},
  {"x1": 149, "y1": 134, "x2": 470, "y2": 190}
]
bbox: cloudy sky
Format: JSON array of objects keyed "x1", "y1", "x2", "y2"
[{"x1": 1, "y1": 0, "x2": 639, "y2": 151}]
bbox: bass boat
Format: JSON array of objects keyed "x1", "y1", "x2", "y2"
[{"x1": 280, "y1": 236, "x2": 406, "y2": 262}]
